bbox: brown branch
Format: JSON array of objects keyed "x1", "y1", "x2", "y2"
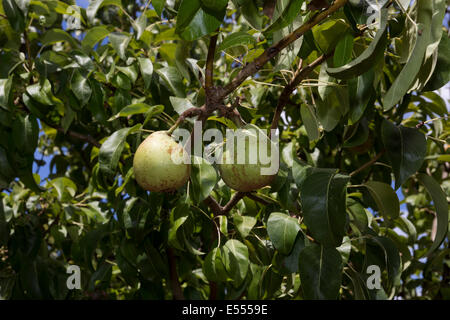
[
  {"x1": 167, "y1": 247, "x2": 184, "y2": 300},
  {"x1": 219, "y1": 0, "x2": 349, "y2": 98},
  {"x1": 349, "y1": 150, "x2": 386, "y2": 177},
  {"x1": 203, "y1": 195, "x2": 223, "y2": 216},
  {"x1": 205, "y1": 32, "x2": 219, "y2": 93},
  {"x1": 203, "y1": 192, "x2": 246, "y2": 216},
  {"x1": 222, "y1": 192, "x2": 246, "y2": 215},
  {"x1": 270, "y1": 53, "x2": 330, "y2": 133}
]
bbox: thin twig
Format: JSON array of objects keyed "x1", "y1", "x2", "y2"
[
  {"x1": 219, "y1": 0, "x2": 349, "y2": 99},
  {"x1": 350, "y1": 150, "x2": 386, "y2": 177},
  {"x1": 270, "y1": 53, "x2": 330, "y2": 134}
]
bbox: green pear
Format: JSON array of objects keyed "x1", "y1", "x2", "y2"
[
  {"x1": 133, "y1": 131, "x2": 190, "y2": 192},
  {"x1": 218, "y1": 126, "x2": 278, "y2": 192}
]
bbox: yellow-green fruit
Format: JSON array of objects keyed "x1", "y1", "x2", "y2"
[
  {"x1": 218, "y1": 128, "x2": 278, "y2": 192},
  {"x1": 133, "y1": 131, "x2": 190, "y2": 192}
]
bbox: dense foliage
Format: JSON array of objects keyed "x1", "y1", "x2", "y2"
[{"x1": 0, "y1": 0, "x2": 449, "y2": 300}]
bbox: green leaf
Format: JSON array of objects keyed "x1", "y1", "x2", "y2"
[
  {"x1": 190, "y1": 156, "x2": 218, "y2": 203},
  {"x1": 299, "y1": 243, "x2": 343, "y2": 299},
  {"x1": 42, "y1": 29, "x2": 79, "y2": 48},
  {"x1": 326, "y1": 8, "x2": 388, "y2": 79},
  {"x1": 0, "y1": 78, "x2": 12, "y2": 111},
  {"x1": 49, "y1": 177, "x2": 77, "y2": 202},
  {"x1": 138, "y1": 57, "x2": 153, "y2": 89},
  {"x1": 365, "y1": 235, "x2": 401, "y2": 288},
  {"x1": 112, "y1": 72, "x2": 131, "y2": 90},
  {"x1": 26, "y1": 79, "x2": 62, "y2": 106},
  {"x1": 216, "y1": 31, "x2": 256, "y2": 52},
  {"x1": 233, "y1": 215, "x2": 256, "y2": 239},
  {"x1": 99, "y1": 124, "x2": 140, "y2": 175},
  {"x1": 282, "y1": 232, "x2": 306, "y2": 273},
  {"x1": 383, "y1": 1, "x2": 433, "y2": 110},
  {"x1": 2, "y1": 0, "x2": 25, "y2": 32},
  {"x1": 156, "y1": 67, "x2": 185, "y2": 97},
  {"x1": 221, "y1": 239, "x2": 249, "y2": 286},
  {"x1": 300, "y1": 104, "x2": 320, "y2": 141},
  {"x1": 233, "y1": 0, "x2": 263, "y2": 30},
  {"x1": 312, "y1": 19, "x2": 350, "y2": 54},
  {"x1": 265, "y1": 0, "x2": 305, "y2": 34},
  {"x1": 175, "y1": 0, "x2": 224, "y2": 41},
  {"x1": 12, "y1": 114, "x2": 39, "y2": 157},
  {"x1": 108, "y1": 103, "x2": 162, "y2": 121},
  {"x1": 333, "y1": 32, "x2": 354, "y2": 68},
  {"x1": 152, "y1": 0, "x2": 165, "y2": 17},
  {"x1": 424, "y1": 31, "x2": 450, "y2": 91},
  {"x1": 363, "y1": 181, "x2": 400, "y2": 220},
  {"x1": 336, "y1": 236, "x2": 351, "y2": 265},
  {"x1": 86, "y1": 0, "x2": 122, "y2": 24},
  {"x1": 0, "y1": 149, "x2": 14, "y2": 188},
  {"x1": 168, "y1": 204, "x2": 189, "y2": 251},
  {"x1": 300, "y1": 170, "x2": 350, "y2": 247},
  {"x1": 417, "y1": 173, "x2": 449, "y2": 257},
  {"x1": 116, "y1": 65, "x2": 139, "y2": 84},
  {"x1": 267, "y1": 212, "x2": 300, "y2": 255},
  {"x1": 71, "y1": 70, "x2": 92, "y2": 106},
  {"x1": 200, "y1": 0, "x2": 228, "y2": 12},
  {"x1": 82, "y1": 26, "x2": 111, "y2": 51},
  {"x1": 109, "y1": 32, "x2": 131, "y2": 60},
  {"x1": 203, "y1": 247, "x2": 228, "y2": 282},
  {"x1": 348, "y1": 69, "x2": 375, "y2": 124},
  {"x1": 381, "y1": 120, "x2": 427, "y2": 189}
]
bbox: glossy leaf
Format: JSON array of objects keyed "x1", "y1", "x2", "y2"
[
  {"x1": 326, "y1": 8, "x2": 388, "y2": 79},
  {"x1": 333, "y1": 32, "x2": 354, "y2": 68},
  {"x1": 299, "y1": 243, "x2": 343, "y2": 299},
  {"x1": 221, "y1": 239, "x2": 249, "y2": 286},
  {"x1": 190, "y1": 156, "x2": 218, "y2": 203},
  {"x1": 216, "y1": 31, "x2": 256, "y2": 52},
  {"x1": 99, "y1": 124, "x2": 140, "y2": 175},
  {"x1": 233, "y1": 215, "x2": 256, "y2": 239},
  {"x1": 417, "y1": 173, "x2": 449, "y2": 257},
  {"x1": 300, "y1": 170, "x2": 350, "y2": 247},
  {"x1": 71, "y1": 70, "x2": 92, "y2": 106},
  {"x1": 265, "y1": 0, "x2": 305, "y2": 34},
  {"x1": 267, "y1": 212, "x2": 301, "y2": 255},
  {"x1": 364, "y1": 181, "x2": 400, "y2": 219},
  {"x1": 381, "y1": 120, "x2": 427, "y2": 189},
  {"x1": 0, "y1": 78, "x2": 12, "y2": 110},
  {"x1": 383, "y1": 1, "x2": 433, "y2": 110}
]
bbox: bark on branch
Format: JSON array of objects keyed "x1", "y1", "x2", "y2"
[
  {"x1": 219, "y1": 0, "x2": 349, "y2": 98},
  {"x1": 270, "y1": 53, "x2": 331, "y2": 133}
]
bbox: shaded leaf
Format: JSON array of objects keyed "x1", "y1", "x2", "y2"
[
  {"x1": 267, "y1": 212, "x2": 300, "y2": 255},
  {"x1": 417, "y1": 173, "x2": 449, "y2": 257},
  {"x1": 299, "y1": 243, "x2": 343, "y2": 299},
  {"x1": 381, "y1": 120, "x2": 426, "y2": 189}
]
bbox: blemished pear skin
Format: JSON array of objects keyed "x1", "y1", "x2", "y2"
[
  {"x1": 133, "y1": 131, "x2": 191, "y2": 192},
  {"x1": 218, "y1": 127, "x2": 278, "y2": 192}
]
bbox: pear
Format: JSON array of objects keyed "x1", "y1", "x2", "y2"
[
  {"x1": 218, "y1": 126, "x2": 278, "y2": 192},
  {"x1": 133, "y1": 131, "x2": 190, "y2": 192}
]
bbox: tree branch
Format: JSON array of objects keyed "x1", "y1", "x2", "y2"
[
  {"x1": 203, "y1": 192, "x2": 247, "y2": 216},
  {"x1": 167, "y1": 247, "x2": 184, "y2": 300},
  {"x1": 205, "y1": 32, "x2": 219, "y2": 93},
  {"x1": 270, "y1": 53, "x2": 330, "y2": 133},
  {"x1": 219, "y1": 0, "x2": 349, "y2": 98},
  {"x1": 222, "y1": 192, "x2": 246, "y2": 215},
  {"x1": 203, "y1": 195, "x2": 223, "y2": 216},
  {"x1": 349, "y1": 150, "x2": 386, "y2": 177}
]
